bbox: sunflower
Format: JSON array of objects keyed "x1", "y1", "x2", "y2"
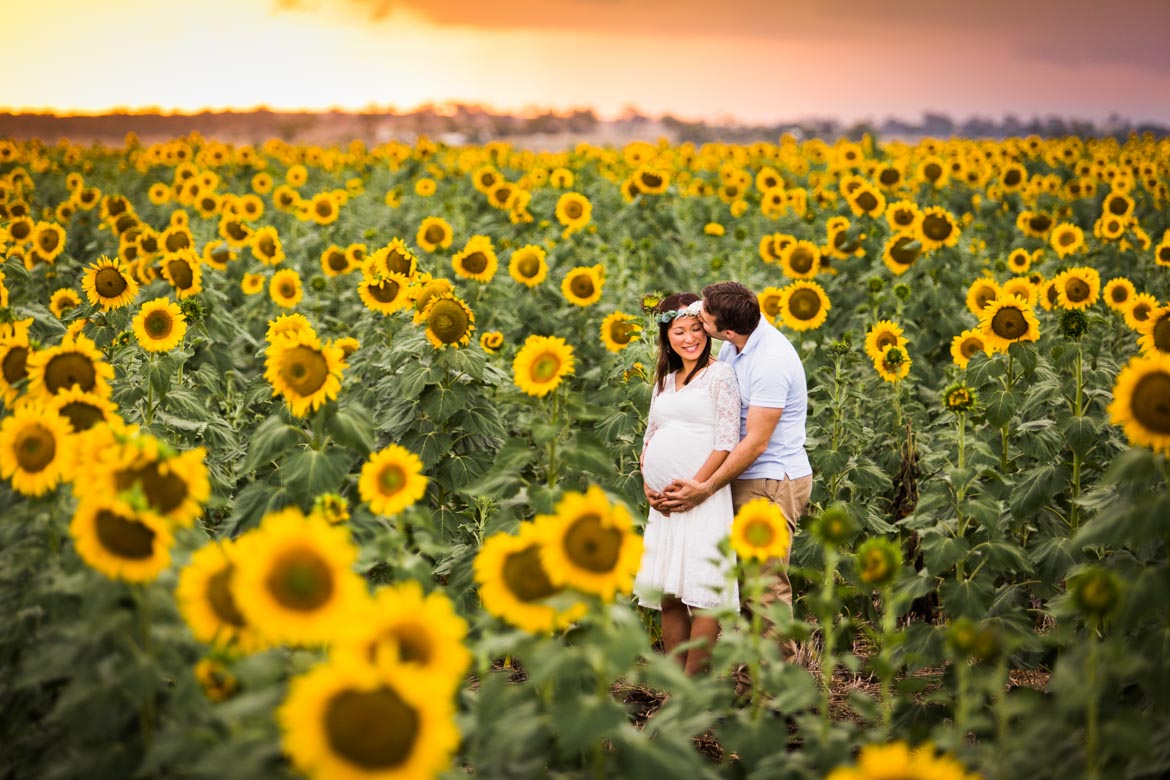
[
  {"x1": 160, "y1": 249, "x2": 204, "y2": 299},
  {"x1": 844, "y1": 182, "x2": 885, "y2": 218},
  {"x1": 31, "y1": 221, "x2": 67, "y2": 262},
  {"x1": 202, "y1": 239, "x2": 235, "y2": 271},
  {"x1": 824, "y1": 217, "x2": 865, "y2": 259},
  {"x1": 856, "y1": 537, "x2": 903, "y2": 588},
  {"x1": 779, "y1": 280, "x2": 831, "y2": 332},
  {"x1": 132, "y1": 297, "x2": 188, "y2": 352},
  {"x1": 864, "y1": 321, "x2": 907, "y2": 364},
  {"x1": 47, "y1": 385, "x2": 120, "y2": 434},
  {"x1": 632, "y1": 166, "x2": 670, "y2": 195},
  {"x1": 78, "y1": 255, "x2": 138, "y2": 311},
  {"x1": 885, "y1": 200, "x2": 921, "y2": 233},
  {"x1": 49, "y1": 288, "x2": 82, "y2": 319},
  {"x1": 160, "y1": 224, "x2": 193, "y2": 253},
  {"x1": 1048, "y1": 223, "x2": 1084, "y2": 258},
  {"x1": 561, "y1": 264, "x2": 605, "y2": 307},
  {"x1": 279, "y1": 653, "x2": 459, "y2": 780},
  {"x1": 979, "y1": 296, "x2": 1040, "y2": 352},
  {"x1": 265, "y1": 332, "x2": 346, "y2": 417},
  {"x1": 471, "y1": 166, "x2": 501, "y2": 194},
  {"x1": 943, "y1": 382, "x2": 978, "y2": 414},
  {"x1": 513, "y1": 334, "x2": 575, "y2": 397},
  {"x1": 6, "y1": 215, "x2": 34, "y2": 244},
  {"x1": 599, "y1": 312, "x2": 642, "y2": 353},
  {"x1": 477, "y1": 331, "x2": 503, "y2": 354},
  {"x1": 0, "y1": 403, "x2": 74, "y2": 496},
  {"x1": 25, "y1": 333, "x2": 114, "y2": 400},
  {"x1": 251, "y1": 226, "x2": 286, "y2": 266},
  {"x1": 242, "y1": 272, "x2": 265, "y2": 295},
  {"x1": 999, "y1": 162, "x2": 1028, "y2": 192},
  {"x1": 1052, "y1": 267, "x2": 1100, "y2": 310},
  {"x1": 1138, "y1": 307, "x2": 1170, "y2": 356},
  {"x1": 915, "y1": 155, "x2": 949, "y2": 188},
  {"x1": 555, "y1": 192, "x2": 592, "y2": 236},
  {"x1": 475, "y1": 523, "x2": 586, "y2": 633},
  {"x1": 231, "y1": 508, "x2": 367, "y2": 646},
  {"x1": 359, "y1": 443, "x2": 428, "y2": 517},
  {"x1": 451, "y1": 235, "x2": 498, "y2": 283},
  {"x1": 874, "y1": 344, "x2": 911, "y2": 383},
  {"x1": 335, "y1": 580, "x2": 470, "y2": 695},
  {"x1": 267, "y1": 313, "x2": 317, "y2": 345},
  {"x1": 176, "y1": 539, "x2": 267, "y2": 652},
  {"x1": 320, "y1": 245, "x2": 352, "y2": 278},
  {"x1": 758, "y1": 287, "x2": 784, "y2": 322},
  {"x1": 965, "y1": 277, "x2": 1001, "y2": 317},
  {"x1": 218, "y1": 216, "x2": 253, "y2": 248},
  {"x1": 364, "y1": 241, "x2": 415, "y2": 282},
  {"x1": 416, "y1": 217, "x2": 453, "y2": 253},
  {"x1": 1102, "y1": 189, "x2": 1135, "y2": 220},
  {"x1": 1000, "y1": 277, "x2": 1038, "y2": 307},
  {"x1": 358, "y1": 272, "x2": 412, "y2": 315},
  {"x1": 730, "y1": 497, "x2": 790, "y2": 562},
  {"x1": 825, "y1": 741, "x2": 978, "y2": 780},
  {"x1": 420, "y1": 294, "x2": 475, "y2": 350},
  {"x1": 778, "y1": 240, "x2": 820, "y2": 280},
  {"x1": 881, "y1": 235, "x2": 921, "y2": 275},
  {"x1": 308, "y1": 192, "x2": 340, "y2": 226},
  {"x1": 270, "y1": 269, "x2": 305, "y2": 309},
  {"x1": 408, "y1": 276, "x2": 455, "y2": 325},
  {"x1": 70, "y1": 496, "x2": 172, "y2": 582},
  {"x1": 286, "y1": 164, "x2": 309, "y2": 187},
  {"x1": 1155, "y1": 235, "x2": 1170, "y2": 268},
  {"x1": 535, "y1": 485, "x2": 642, "y2": 602},
  {"x1": 1125, "y1": 292, "x2": 1160, "y2": 331},
  {"x1": 1107, "y1": 353, "x2": 1170, "y2": 455},
  {"x1": 1103, "y1": 277, "x2": 1136, "y2": 313},
  {"x1": 508, "y1": 244, "x2": 549, "y2": 287},
  {"x1": 1006, "y1": 248, "x2": 1032, "y2": 274},
  {"x1": 0, "y1": 320, "x2": 33, "y2": 407},
  {"x1": 916, "y1": 206, "x2": 961, "y2": 252}
]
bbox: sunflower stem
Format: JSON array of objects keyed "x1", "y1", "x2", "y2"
[
  {"x1": 136, "y1": 586, "x2": 156, "y2": 759},
  {"x1": 748, "y1": 561, "x2": 766, "y2": 722},
  {"x1": 878, "y1": 584, "x2": 897, "y2": 738},
  {"x1": 1086, "y1": 624, "x2": 1101, "y2": 780},
  {"x1": 144, "y1": 354, "x2": 156, "y2": 428},
  {"x1": 1070, "y1": 345, "x2": 1084, "y2": 532},
  {"x1": 818, "y1": 547, "x2": 839, "y2": 733},
  {"x1": 546, "y1": 391, "x2": 560, "y2": 489}
]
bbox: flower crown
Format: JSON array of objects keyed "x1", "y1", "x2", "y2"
[{"x1": 654, "y1": 299, "x2": 703, "y2": 325}]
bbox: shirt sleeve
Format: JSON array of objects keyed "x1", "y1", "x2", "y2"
[
  {"x1": 746, "y1": 355, "x2": 788, "y2": 409},
  {"x1": 712, "y1": 364, "x2": 741, "y2": 452}
]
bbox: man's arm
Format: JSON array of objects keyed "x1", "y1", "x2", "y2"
[{"x1": 659, "y1": 405, "x2": 782, "y2": 512}]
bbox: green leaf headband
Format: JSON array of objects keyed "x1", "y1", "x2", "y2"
[{"x1": 654, "y1": 299, "x2": 703, "y2": 325}]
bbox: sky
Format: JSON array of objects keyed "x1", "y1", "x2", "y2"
[{"x1": 3, "y1": 0, "x2": 1169, "y2": 126}]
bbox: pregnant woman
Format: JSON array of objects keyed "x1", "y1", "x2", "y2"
[{"x1": 635, "y1": 292, "x2": 741, "y2": 675}]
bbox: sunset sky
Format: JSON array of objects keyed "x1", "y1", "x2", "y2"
[{"x1": 5, "y1": 0, "x2": 1169, "y2": 125}]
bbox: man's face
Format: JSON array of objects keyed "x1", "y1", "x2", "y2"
[{"x1": 697, "y1": 303, "x2": 725, "y2": 341}]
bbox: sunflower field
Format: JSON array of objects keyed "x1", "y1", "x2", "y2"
[{"x1": 1, "y1": 131, "x2": 1169, "y2": 780}]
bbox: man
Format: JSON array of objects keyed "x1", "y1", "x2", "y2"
[{"x1": 657, "y1": 280, "x2": 813, "y2": 642}]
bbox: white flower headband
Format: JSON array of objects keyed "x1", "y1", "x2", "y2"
[{"x1": 654, "y1": 299, "x2": 703, "y2": 325}]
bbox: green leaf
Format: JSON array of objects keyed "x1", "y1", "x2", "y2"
[
  {"x1": 1009, "y1": 463, "x2": 1068, "y2": 519},
  {"x1": 984, "y1": 388, "x2": 1020, "y2": 428},
  {"x1": 282, "y1": 447, "x2": 351, "y2": 503},
  {"x1": 325, "y1": 402, "x2": 377, "y2": 454},
  {"x1": 421, "y1": 383, "x2": 465, "y2": 424},
  {"x1": 561, "y1": 431, "x2": 615, "y2": 476},
  {"x1": 921, "y1": 534, "x2": 970, "y2": 575},
  {"x1": 939, "y1": 577, "x2": 996, "y2": 618},
  {"x1": 402, "y1": 429, "x2": 454, "y2": 468},
  {"x1": 241, "y1": 415, "x2": 302, "y2": 473}
]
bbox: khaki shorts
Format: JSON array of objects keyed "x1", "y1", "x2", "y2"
[{"x1": 731, "y1": 474, "x2": 813, "y2": 612}]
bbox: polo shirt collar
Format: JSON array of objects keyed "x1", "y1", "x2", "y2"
[{"x1": 733, "y1": 323, "x2": 766, "y2": 357}]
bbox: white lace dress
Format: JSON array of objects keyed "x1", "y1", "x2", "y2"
[{"x1": 634, "y1": 361, "x2": 741, "y2": 611}]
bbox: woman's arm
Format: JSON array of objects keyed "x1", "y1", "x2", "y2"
[{"x1": 691, "y1": 449, "x2": 730, "y2": 484}]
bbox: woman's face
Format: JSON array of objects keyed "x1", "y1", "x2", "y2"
[{"x1": 667, "y1": 316, "x2": 707, "y2": 363}]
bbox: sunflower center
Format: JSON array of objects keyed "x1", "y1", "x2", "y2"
[
  {"x1": 609, "y1": 322, "x2": 634, "y2": 345},
  {"x1": 59, "y1": 400, "x2": 104, "y2": 432},
  {"x1": 38, "y1": 230, "x2": 60, "y2": 252},
  {"x1": 44, "y1": 352, "x2": 98, "y2": 394},
  {"x1": 855, "y1": 191, "x2": 878, "y2": 212},
  {"x1": 1065, "y1": 278, "x2": 1090, "y2": 302},
  {"x1": 880, "y1": 168, "x2": 901, "y2": 186},
  {"x1": 1004, "y1": 169, "x2": 1022, "y2": 187},
  {"x1": 2, "y1": 346, "x2": 29, "y2": 384},
  {"x1": 280, "y1": 346, "x2": 330, "y2": 396},
  {"x1": 991, "y1": 307, "x2": 1027, "y2": 340},
  {"x1": 384, "y1": 249, "x2": 411, "y2": 275},
  {"x1": 369, "y1": 279, "x2": 400, "y2": 303},
  {"x1": 324, "y1": 687, "x2": 419, "y2": 770},
  {"x1": 1131, "y1": 371, "x2": 1170, "y2": 435},
  {"x1": 744, "y1": 519, "x2": 775, "y2": 548},
  {"x1": 258, "y1": 236, "x2": 276, "y2": 257},
  {"x1": 641, "y1": 172, "x2": 663, "y2": 189},
  {"x1": 1107, "y1": 196, "x2": 1128, "y2": 216},
  {"x1": 564, "y1": 201, "x2": 584, "y2": 220},
  {"x1": 145, "y1": 310, "x2": 174, "y2": 339},
  {"x1": 94, "y1": 509, "x2": 156, "y2": 560},
  {"x1": 165, "y1": 232, "x2": 190, "y2": 252},
  {"x1": 278, "y1": 281, "x2": 297, "y2": 299},
  {"x1": 531, "y1": 354, "x2": 561, "y2": 383},
  {"x1": 266, "y1": 546, "x2": 335, "y2": 611},
  {"x1": 922, "y1": 214, "x2": 953, "y2": 241},
  {"x1": 116, "y1": 461, "x2": 190, "y2": 515},
  {"x1": 427, "y1": 300, "x2": 470, "y2": 344},
  {"x1": 326, "y1": 250, "x2": 348, "y2": 271},
  {"x1": 1154, "y1": 319, "x2": 1170, "y2": 353},
  {"x1": 207, "y1": 565, "x2": 247, "y2": 627},
  {"x1": 384, "y1": 626, "x2": 432, "y2": 665},
  {"x1": 789, "y1": 289, "x2": 821, "y2": 320},
  {"x1": 562, "y1": 513, "x2": 622, "y2": 573},
  {"x1": 923, "y1": 163, "x2": 942, "y2": 181},
  {"x1": 11, "y1": 222, "x2": 31, "y2": 241},
  {"x1": 166, "y1": 259, "x2": 194, "y2": 289},
  {"x1": 875, "y1": 333, "x2": 897, "y2": 351},
  {"x1": 893, "y1": 209, "x2": 915, "y2": 227},
  {"x1": 424, "y1": 225, "x2": 446, "y2": 244},
  {"x1": 1133, "y1": 303, "x2": 1152, "y2": 322},
  {"x1": 975, "y1": 288, "x2": 997, "y2": 310},
  {"x1": 517, "y1": 254, "x2": 540, "y2": 277},
  {"x1": 503, "y1": 544, "x2": 558, "y2": 602},
  {"x1": 1029, "y1": 215, "x2": 1052, "y2": 233},
  {"x1": 378, "y1": 464, "x2": 405, "y2": 495},
  {"x1": 227, "y1": 221, "x2": 249, "y2": 241},
  {"x1": 461, "y1": 252, "x2": 488, "y2": 275},
  {"x1": 961, "y1": 337, "x2": 983, "y2": 359},
  {"x1": 15, "y1": 423, "x2": 56, "y2": 472},
  {"x1": 1158, "y1": 246, "x2": 1170, "y2": 264},
  {"x1": 569, "y1": 275, "x2": 595, "y2": 299},
  {"x1": 1110, "y1": 286, "x2": 1130, "y2": 304},
  {"x1": 889, "y1": 236, "x2": 919, "y2": 266},
  {"x1": 861, "y1": 550, "x2": 889, "y2": 581},
  {"x1": 1057, "y1": 230, "x2": 1076, "y2": 247},
  {"x1": 762, "y1": 296, "x2": 782, "y2": 318},
  {"x1": 95, "y1": 267, "x2": 128, "y2": 298},
  {"x1": 315, "y1": 200, "x2": 333, "y2": 218},
  {"x1": 789, "y1": 247, "x2": 814, "y2": 274}
]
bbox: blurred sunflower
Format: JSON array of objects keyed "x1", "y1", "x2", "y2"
[
  {"x1": 730, "y1": 497, "x2": 790, "y2": 562},
  {"x1": 885, "y1": 200, "x2": 920, "y2": 233},
  {"x1": 916, "y1": 206, "x2": 961, "y2": 252},
  {"x1": 358, "y1": 272, "x2": 412, "y2": 315},
  {"x1": 270, "y1": 269, "x2": 304, "y2": 309},
  {"x1": 1138, "y1": 307, "x2": 1170, "y2": 356},
  {"x1": 451, "y1": 235, "x2": 498, "y2": 283},
  {"x1": 874, "y1": 344, "x2": 911, "y2": 383},
  {"x1": 49, "y1": 288, "x2": 82, "y2": 319},
  {"x1": 1155, "y1": 233, "x2": 1170, "y2": 268},
  {"x1": 176, "y1": 539, "x2": 267, "y2": 652},
  {"x1": 1107, "y1": 353, "x2": 1170, "y2": 455},
  {"x1": 1006, "y1": 248, "x2": 1032, "y2": 274},
  {"x1": 265, "y1": 332, "x2": 346, "y2": 417},
  {"x1": 599, "y1": 312, "x2": 642, "y2": 352},
  {"x1": 1000, "y1": 277, "x2": 1039, "y2": 308},
  {"x1": 881, "y1": 235, "x2": 921, "y2": 275},
  {"x1": 824, "y1": 217, "x2": 865, "y2": 259},
  {"x1": 160, "y1": 223, "x2": 193, "y2": 253},
  {"x1": 70, "y1": 497, "x2": 172, "y2": 582},
  {"x1": 555, "y1": 192, "x2": 592, "y2": 236},
  {"x1": 844, "y1": 182, "x2": 885, "y2": 218},
  {"x1": 416, "y1": 216, "x2": 453, "y2": 253},
  {"x1": 632, "y1": 166, "x2": 670, "y2": 195},
  {"x1": 194, "y1": 658, "x2": 238, "y2": 703},
  {"x1": 31, "y1": 221, "x2": 66, "y2": 262},
  {"x1": 561, "y1": 264, "x2": 605, "y2": 307},
  {"x1": 335, "y1": 580, "x2": 470, "y2": 695},
  {"x1": 1049, "y1": 223, "x2": 1086, "y2": 258},
  {"x1": 278, "y1": 653, "x2": 459, "y2": 780},
  {"x1": 980, "y1": 296, "x2": 1040, "y2": 352},
  {"x1": 409, "y1": 276, "x2": 455, "y2": 325},
  {"x1": 218, "y1": 216, "x2": 253, "y2": 248},
  {"x1": 825, "y1": 741, "x2": 976, "y2": 780},
  {"x1": 1125, "y1": 292, "x2": 1160, "y2": 332},
  {"x1": 856, "y1": 537, "x2": 903, "y2": 588},
  {"x1": 758, "y1": 287, "x2": 784, "y2": 323},
  {"x1": 308, "y1": 192, "x2": 340, "y2": 226},
  {"x1": 0, "y1": 321, "x2": 33, "y2": 407},
  {"x1": 864, "y1": 321, "x2": 907, "y2": 364},
  {"x1": 965, "y1": 277, "x2": 1001, "y2": 317},
  {"x1": 951, "y1": 328, "x2": 990, "y2": 369},
  {"x1": 779, "y1": 240, "x2": 820, "y2": 280},
  {"x1": 202, "y1": 239, "x2": 234, "y2": 271},
  {"x1": 160, "y1": 249, "x2": 204, "y2": 299},
  {"x1": 25, "y1": 333, "x2": 114, "y2": 400},
  {"x1": 251, "y1": 226, "x2": 286, "y2": 266},
  {"x1": 779, "y1": 280, "x2": 831, "y2": 331},
  {"x1": 1016, "y1": 211, "x2": 1054, "y2": 239},
  {"x1": 1101, "y1": 189, "x2": 1135, "y2": 219},
  {"x1": 479, "y1": 331, "x2": 504, "y2": 354},
  {"x1": 48, "y1": 385, "x2": 120, "y2": 434},
  {"x1": 132, "y1": 297, "x2": 188, "y2": 353},
  {"x1": 1052, "y1": 267, "x2": 1100, "y2": 310},
  {"x1": 242, "y1": 273, "x2": 265, "y2": 296},
  {"x1": 232, "y1": 508, "x2": 366, "y2": 646},
  {"x1": 471, "y1": 166, "x2": 501, "y2": 194},
  {"x1": 537, "y1": 485, "x2": 642, "y2": 601},
  {"x1": 0, "y1": 402, "x2": 73, "y2": 496},
  {"x1": 1103, "y1": 277, "x2": 1136, "y2": 312},
  {"x1": 320, "y1": 245, "x2": 351, "y2": 278},
  {"x1": 513, "y1": 334, "x2": 575, "y2": 397},
  {"x1": 359, "y1": 443, "x2": 428, "y2": 517},
  {"x1": 508, "y1": 244, "x2": 549, "y2": 287},
  {"x1": 421, "y1": 294, "x2": 475, "y2": 350}
]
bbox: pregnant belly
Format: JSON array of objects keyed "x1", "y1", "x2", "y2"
[{"x1": 643, "y1": 425, "x2": 714, "y2": 492}]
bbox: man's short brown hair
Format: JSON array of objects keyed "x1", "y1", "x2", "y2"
[{"x1": 702, "y1": 281, "x2": 761, "y2": 335}]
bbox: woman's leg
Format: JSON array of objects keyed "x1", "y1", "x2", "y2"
[
  {"x1": 660, "y1": 597, "x2": 691, "y2": 670},
  {"x1": 685, "y1": 615, "x2": 720, "y2": 675}
]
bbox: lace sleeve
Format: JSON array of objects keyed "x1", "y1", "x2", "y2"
[
  {"x1": 642, "y1": 381, "x2": 662, "y2": 451},
  {"x1": 711, "y1": 363, "x2": 741, "y2": 452}
]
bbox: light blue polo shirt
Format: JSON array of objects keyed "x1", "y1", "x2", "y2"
[{"x1": 717, "y1": 321, "x2": 812, "y2": 480}]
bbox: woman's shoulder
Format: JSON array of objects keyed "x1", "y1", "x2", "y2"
[{"x1": 707, "y1": 359, "x2": 737, "y2": 382}]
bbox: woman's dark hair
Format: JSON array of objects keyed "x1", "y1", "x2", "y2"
[
  {"x1": 654, "y1": 292, "x2": 712, "y2": 393},
  {"x1": 701, "y1": 280, "x2": 761, "y2": 335}
]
